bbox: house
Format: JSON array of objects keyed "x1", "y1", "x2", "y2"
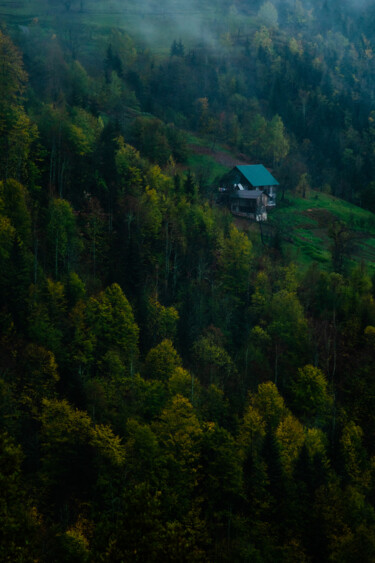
[
  {"x1": 218, "y1": 164, "x2": 279, "y2": 221},
  {"x1": 229, "y1": 190, "x2": 268, "y2": 221}
]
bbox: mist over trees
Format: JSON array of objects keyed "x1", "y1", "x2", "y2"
[{"x1": 1, "y1": 0, "x2": 375, "y2": 560}]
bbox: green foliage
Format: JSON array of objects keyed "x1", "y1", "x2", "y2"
[
  {"x1": 143, "y1": 339, "x2": 182, "y2": 382},
  {"x1": 47, "y1": 198, "x2": 82, "y2": 276},
  {"x1": 68, "y1": 107, "x2": 103, "y2": 156},
  {"x1": 264, "y1": 115, "x2": 289, "y2": 165},
  {"x1": 258, "y1": 2, "x2": 278, "y2": 27},
  {"x1": 192, "y1": 333, "x2": 235, "y2": 388},
  {"x1": 0, "y1": 30, "x2": 38, "y2": 183},
  {"x1": 140, "y1": 187, "x2": 163, "y2": 240},
  {"x1": 200, "y1": 422, "x2": 243, "y2": 513},
  {"x1": 289, "y1": 364, "x2": 332, "y2": 423},
  {"x1": 340, "y1": 421, "x2": 368, "y2": 486},
  {"x1": 39, "y1": 398, "x2": 125, "y2": 512},
  {"x1": 0, "y1": 216, "x2": 16, "y2": 295},
  {"x1": 272, "y1": 191, "x2": 375, "y2": 271},
  {"x1": 218, "y1": 224, "x2": 252, "y2": 296},
  {"x1": 239, "y1": 404, "x2": 266, "y2": 455},
  {"x1": 115, "y1": 136, "x2": 145, "y2": 196},
  {"x1": 130, "y1": 116, "x2": 174, "y2": 166},
  {"x1": 168, "y1": 367, "x2": 193, "y2": 400},
  {"x1": 0, "y1": 31, "x2": 27, "y2": 102},
  {"x1": 86, "y1": 283, "x2": 139, "y2": 375},
  {"x1": 329, "y1": 220, "x2": 356, "y2": 273},
  {"x1": 66, "y1": 271, "x2": 86, "y2": 305},
  {"x1": 153, "y1": 394, "x2": 203, "y2": 515},
  {"x1": 276, "y1": 413, "x2": 305, "y2": 473},
  {"x1": 28, "y1": 288, "x2": 64, "y2": 356},
  {"x1": 2, "y1": 12, "x2": 375, "y2": 561},
  {"x1": 0, "y1": 179, "x2": 31, "y2": 245},
  {"x1": 68, "y1": 300, "x2": 95, "y2": 371},
  {"x1": 250, "y1": 381, "x2": 288, "y2": 431},
  {"x1": 124, "y1": 418, "x2": 160, "y2": 481},
  {"x1": 17, "y1": 342, "x2": 59, "y2": 409},
  {"x1": 0, "y1": 432, "x2": 41, "y2": 562},
  {"x1": 147, "y1": 296, "x2": 179, "y2": 344}
]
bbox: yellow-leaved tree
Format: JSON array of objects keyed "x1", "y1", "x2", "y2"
[{"x1": 0, "y1": 30, "x2": 38, "y2": 183}]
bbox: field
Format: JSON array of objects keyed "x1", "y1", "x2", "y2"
[
  {"x1": 185, "y1": 133, "x2": 251, "y2": 184},
  {"x1": 270, "y1": 191, "x2": 375, "y2": 272}
]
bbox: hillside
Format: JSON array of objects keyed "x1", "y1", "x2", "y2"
[
  {"x1": 273, "y1": 192, "x2": 375, "y2": 271},
  {"x1": 186, "y1": 137, "x2": 375, "y2": 273},
  {"x1": 2, "y1": 2, "x2": 375, "y2": 561}
]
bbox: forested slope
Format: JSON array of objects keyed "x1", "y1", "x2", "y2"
[{"x1": 2, "y1": 1, "x2": 375, "y2": 561}]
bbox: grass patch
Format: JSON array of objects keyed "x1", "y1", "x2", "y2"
[
  {"x1": 186, "y1": 151, "x2": 228, "y2": 184},
  {"x1": 273, "y1": 190, "x2": 375, "y2": 272}
]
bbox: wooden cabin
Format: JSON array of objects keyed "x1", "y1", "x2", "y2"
[{"x1": 218, "y1": 164, "x2": 279, "y2": 221}]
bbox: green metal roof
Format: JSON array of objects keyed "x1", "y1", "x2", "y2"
[{"x1": 236, "y1": 165, "x2": 279, "y2": 187}]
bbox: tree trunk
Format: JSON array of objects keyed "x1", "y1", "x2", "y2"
[
  {"x1": 55, "y1": 233, "x2": 59, "y2": 278},
  {"x1": 274, "y1": 342, "x2": 278, "y2": 386}
]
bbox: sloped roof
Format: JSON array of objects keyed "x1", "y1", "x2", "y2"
[{"x1": 236, "y1": 165, "x2": 279, "y2": 187}]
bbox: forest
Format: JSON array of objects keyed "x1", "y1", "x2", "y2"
[{"x1": 2, "y1": 0, "x2": 375, "y2": 561}]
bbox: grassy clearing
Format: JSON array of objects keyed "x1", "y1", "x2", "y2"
[
  {"x1": 186, "y1": 152, "x2": 228, "y2": 183},
  {"x1": 282, "y1": 191, "x2": 375, "y2": 231},
  {"x1": 185, "y1": 133, "x2": 238, "y2": 183},
  {"x1": 272, "y1": 190, "x2": 375, "y2": 272},
  {"x1": 185, "y1": 142, "x2": 375, "y2": 273}
]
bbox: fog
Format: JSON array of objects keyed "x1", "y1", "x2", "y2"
[
  {"x1": 94, "y1": 0, "x2": 220, "y2": 49},
  {"x1": 12, "y1": 0, "x2": 375, "y2": 54},
  {"x1": 91, "y1": 0, "x2": 372, "y2": 47}
]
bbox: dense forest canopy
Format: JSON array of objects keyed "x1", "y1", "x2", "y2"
[{"x1": 2, "y1": 0, "x2": 375, "y2": 561}]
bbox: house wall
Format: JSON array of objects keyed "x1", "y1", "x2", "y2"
[
  {"x1": 230, "y1": 197, "x2": 268, "y2": 221},
  {"x1": 263, "y1": 186, "x2": 276, "y2": 206}
]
